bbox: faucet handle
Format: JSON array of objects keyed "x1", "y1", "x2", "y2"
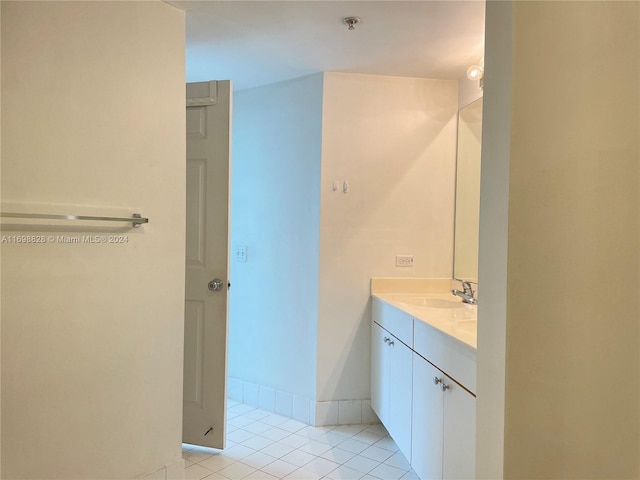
[{"x1": 461, "y1": 281, "x2": 474, "y2": 295}]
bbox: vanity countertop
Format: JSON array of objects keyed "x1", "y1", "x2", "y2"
[{"x1": 372, "y1": 292, "x2": 477, "y2": 350}]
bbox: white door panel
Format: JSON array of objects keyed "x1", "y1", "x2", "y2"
[
  {"x1": 388, "y1": 338, "x2": 413, "y2": 463},
  {"x1": 412, "y1": 353, "x2": 444, "y2": 480},
  {"x1": 443, "y1": 376, "x2": 476, "y2": 480},
  {"x1": 371, "y1": 322, "x2": 388, "y2": 424},
  {"x1": 183, "y1": 80, "x2": 231, "y2": 448}
]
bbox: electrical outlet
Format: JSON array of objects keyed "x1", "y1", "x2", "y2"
[
  {"x1": 396, "y1": 255, "x2": 414, "y2": 267},
  {"x1": 235, "y1": 245, "x2": 247, "y2": 263}
]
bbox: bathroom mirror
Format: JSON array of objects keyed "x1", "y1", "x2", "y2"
[{"x1": 453, "y1": 97, "x2": 482, "y2": 283}]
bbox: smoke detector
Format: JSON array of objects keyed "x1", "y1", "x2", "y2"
[{"x1": 343, "y1": 17, "x2": 361, "y2": 31}]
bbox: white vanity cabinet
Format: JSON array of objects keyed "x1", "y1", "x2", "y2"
[
  {"x1": 371, "y1": 295, "x2": 477, "y2": 480},
  {"x1": 412, "y1": 353, "x2": 476, "y2": 480},
  {"x1": 371, "y1": 321, "x2": 413, "y2": 462},
  {"x1": 412, "y1": 317, "x2": 476, "y2": 480},
  {"x1": 411, "y1": 353, "x2": 444, "y2": 479},
  {"x1": 371, "y1": 322, "x2": 389, "y2": 424},
  {"x1": 442, "y1": 371, "x2": 475, "y2": 480}
]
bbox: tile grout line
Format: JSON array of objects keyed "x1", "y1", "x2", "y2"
[{"x1": 183, "y1": 402, "x2": 416, "y2": 480}]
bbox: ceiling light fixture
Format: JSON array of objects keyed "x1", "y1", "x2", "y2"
[
  {"x1": 343, "y1": 17, "x2": 360, "y2": 31},
  {"x1": 466, "y1": 57, "x2": 485, "y2": 89}
]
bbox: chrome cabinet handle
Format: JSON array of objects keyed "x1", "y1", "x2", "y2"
[
  {"x1": 434, "y1": 377, "x2": 450, "y2": 391},
  {"x1": 208, "y1": 278, "x2": 223, "y2": 291},
  {"x1": 433, "y1": 377, "x2": 451, "y2": 392}
]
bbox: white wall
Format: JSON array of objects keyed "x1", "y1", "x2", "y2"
[
  {"x1": 0, "y1": 4, "x2": 3, "y2": 478},
  {"x1": 230, "y1": 72, "x2": 458, "y2": 424},
  {"x1": 229, "y1": 74, "x2": 323, "y2": 420},
  {"x1": 317, "y1": 73, "x2": 458, "y2": 406},
  {"x1": 475, "y1": 2, "x2": 511, "y2": 477},
  {"x1": 1, "y1": 2, "x2": 185, "y2": 478},
  {"x1": 478, "y1": 1, "x2": 640, "y2": 477}
]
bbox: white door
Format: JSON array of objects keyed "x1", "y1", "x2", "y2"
[{"x1": 183, "y1": 80, "x2": 232, "y2": 448}]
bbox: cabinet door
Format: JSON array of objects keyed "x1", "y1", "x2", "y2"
[
  {"x1": 388, "y1": 336, "x2": 413, "y2": 463},
  {"x1": 443, "y1": 375, "x2": 476, "y2": 480},
  {"x1": 371, "y1": 322, "x2": 389, "y2": 424},
  {"x1": 411, "y1": 353, "x2": 444, "y2": 480}
]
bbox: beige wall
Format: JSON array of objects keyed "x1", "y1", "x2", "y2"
[
  {"x1": 1, "y1": 2, "x2": 185, "y2": 478},
  {"x1": 478, "y1": 1, "x2": 640, "y2": 477},
  {"x1": 317, "y1": 72, "x2": 458, "y2": 403}
]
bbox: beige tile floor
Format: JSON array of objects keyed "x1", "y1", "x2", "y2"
[{"x1": 183, "y1": 400, "x2": 418, "y2": 480}]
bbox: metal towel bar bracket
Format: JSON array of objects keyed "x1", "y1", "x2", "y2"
[{"x1": 0, "y1": 212, "x2": 149, "y2": 228}]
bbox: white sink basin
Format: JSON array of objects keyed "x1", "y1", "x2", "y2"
[{"x1": 399, "y1": 296, "x2": 466, "y2": 309}]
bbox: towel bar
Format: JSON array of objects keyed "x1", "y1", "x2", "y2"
[{"x1": 0, "y1": 212, "x2": 149, "y2": 228}]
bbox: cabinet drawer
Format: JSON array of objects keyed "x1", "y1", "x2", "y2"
[
  {"x1": 414, "y1": 319, "x2": 476, "y2": 394},
  {"x1": 372, "y1": 297, "x2": 413, "y2": 347}
]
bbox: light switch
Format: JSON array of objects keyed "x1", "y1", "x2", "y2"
[{"x1": 235, "y1": 245, "x2": 247, "y2": 263}]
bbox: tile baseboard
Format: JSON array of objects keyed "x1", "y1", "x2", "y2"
[
  {"x1": 227, "y1": 377, "x2": 380, "y2": 427},
  {"x1": 314, "y1": 399, "x2": 380, "y2": 426},
  {"x1": 137, "y1": 458, "x2": 185, "y2": 480},
  {"x1": 228, "y1": 377, "x2": 313, "y2": 425}
]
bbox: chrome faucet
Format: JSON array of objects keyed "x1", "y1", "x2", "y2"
[{"x1": 452, "y1": 281, "x2": 477, "y2": 305}]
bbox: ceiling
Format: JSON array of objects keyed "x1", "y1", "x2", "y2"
[{"x1": 168, "y1": 1, "x2": 486, "y2": 91}]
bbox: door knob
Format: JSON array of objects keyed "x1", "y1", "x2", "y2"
[{"x1": 208, "y1": 278, "x2": 223, "y2": 291}]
